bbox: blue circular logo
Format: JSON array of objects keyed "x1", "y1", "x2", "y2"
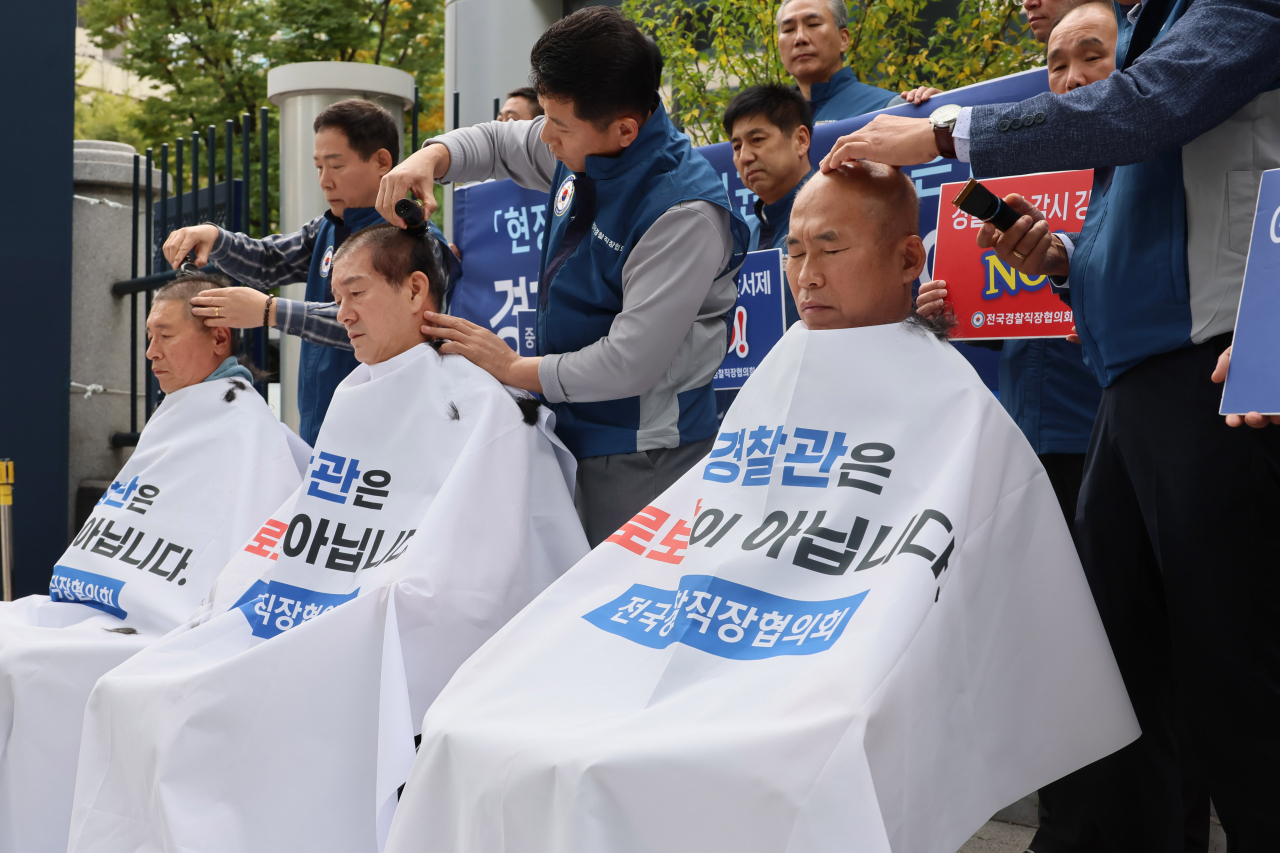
[
  {"x1": 554, "y1": 175, "x2": 576, "y2": 217},
  {"x1": 970, "y1": 311, "x2": 986, "y2": 328},
  {"x1": 320, "y1": 245, "x2": 335, "y2": 278}
]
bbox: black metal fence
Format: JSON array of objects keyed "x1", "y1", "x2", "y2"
[{"x1": 109, "y1": 108, "x2": 275, "y2": 448}]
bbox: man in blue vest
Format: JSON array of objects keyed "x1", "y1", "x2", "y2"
[
  {"x1": 376, "y1": 6, "x2": 749, "y2": 547},
  {"x1": 166, "y1": 99, "x2": 449, "y2": 447},
  {"x1": 725, "y1": 83, "x2": 815, "y2": 329},
  {"x1": 777, "y1": 0, "x2": 902, "y2": 123},
  {"x1": 820, "y1": 0, "x2": 1280, "y2": 845}
]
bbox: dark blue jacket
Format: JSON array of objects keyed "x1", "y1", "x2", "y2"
[
  {"x1": 809, "y1": 67, "x2": 900, "y2": 123},
  {"x1": 968, "y1": 0, "x2": 1280, "y2": 386},
  {"x1": 999, "y1": 339, "x2": 1103, "y2": 454},
  {"x1": 538, "y1": 105, "x2": 750, "y2": 459},
  {"x1": 298, "y1": 205, "x2": 385, "y2": 445}
]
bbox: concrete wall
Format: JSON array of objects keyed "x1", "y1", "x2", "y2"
[{"x1": 68, "y1": 140, "x2": 163, "y2": 537}]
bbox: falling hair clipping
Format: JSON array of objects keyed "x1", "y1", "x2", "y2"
[{"x1": 395, "y1": 198, "x2": 430, "y2": 238}]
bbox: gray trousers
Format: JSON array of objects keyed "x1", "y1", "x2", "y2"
[{"x1": 574, "y1": 436, "x2": 715, "y2": 548}]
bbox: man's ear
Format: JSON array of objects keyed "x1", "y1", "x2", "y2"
[
  {"x1": 794, "y1": 124, "x2": 812, "y2": 159},
  {"x1": 405, "y1": 271, "x2": 434, "y2": 313},
  {"x1": 615, "y1": 116, "x2": 642, "y2": 149},
  {"x1": 900, "y1": 234, "x2": 927, "y2": 283},
  {"x1": 837, "y1": 26, "x2": 851, "y2": 53},
  {"x1": 210, "y1": 325, "x2": 233, "y2": 357},
  {"x1": 373, "y1": 148, "x2": 394, "y2": 176}
]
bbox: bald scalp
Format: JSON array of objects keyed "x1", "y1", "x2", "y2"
[{"x1": 796, "y1": 162, "x2": 919, "y2": 241}]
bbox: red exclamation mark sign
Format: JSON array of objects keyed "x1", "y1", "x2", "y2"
[{"x1": 729, "y1": 306, "x2": 749, "y2": 358}]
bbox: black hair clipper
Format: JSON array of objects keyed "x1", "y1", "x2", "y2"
[
  {"x1": 951, "y1": 178, "x2": 1022, "y2": 232},
  {"x1": 395, "y1": 198, "x2": 429, "y2": 237}
]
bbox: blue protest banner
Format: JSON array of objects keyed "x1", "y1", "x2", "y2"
[
  {"x1": 1221, "y1": 168, "x2": 1280, "y2": 415},
  {"x1": 715, "y1": 249, "x2": 786, "y2": 391},
  {"x1": 515, "y1": 309, "x2": 538, "y2": 358},
  {"x1": 450, "y1": 179, "x2": 549, "y2": 350}
]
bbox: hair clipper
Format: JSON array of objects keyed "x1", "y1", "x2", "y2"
[
  {"x1": 395, "y1": 198, "x2": 430, "y2": 237},
  {"x1": 951, "y1": 178, "x2": 1022, "y2": 232}
]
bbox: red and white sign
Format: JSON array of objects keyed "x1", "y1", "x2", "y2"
[{"x1": 933, "y1": 170, "x2": 1093, "y2": 340}]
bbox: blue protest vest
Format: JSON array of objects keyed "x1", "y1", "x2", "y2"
[
  {"x1": 537, "y1": 103, "x2": 750, "y2": 459},
  {"x1": 1068, "y1": 0, "x2": 1194, "y2": 387},
  {"x1": 809, "y1": 67, "x2": 899, "y2": 123},
  {"x1": 297, "y1": 205, "x2": 385, "y2": 445}
]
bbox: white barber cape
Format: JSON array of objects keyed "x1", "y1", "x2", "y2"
[
  {"x1": 0, "y1": 377, "x2": 306, "y2": 853},
  {"x1": 387, "y1": 322, "x2": 1139, "y2": 853},
  {"x1": 68, "y1": 343, "x2": 588, "y2": 853}
]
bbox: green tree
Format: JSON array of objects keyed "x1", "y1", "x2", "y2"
[
  {"x1": 78, "y1": 0, "x2": 446, "y2": 233},
  {"x1": 75, "y1": 88, "x2": 147, "y2": 150},
  {"x1": 622, "y1": 0, "x2": 1040, "y2": 146}
]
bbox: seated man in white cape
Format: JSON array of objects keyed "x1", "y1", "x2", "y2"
[
  {"x1": 68, "y1": 223, "x2": 589, "y2": 853},
  {"x1": 386, "y1": 166, "x2": 1140, "y2": 853},
  {"x1": 0, "y1": 276, "x2": 308, "y2": 853}
]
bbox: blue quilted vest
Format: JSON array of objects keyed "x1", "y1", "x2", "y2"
[
  {"x1": 297, "y1": 205, "x2": 385, "y2": 445},
  {"x1": 537, "y1": 104, "x2": 750, "y2": 459},
  {"x1": 1068, "y1": 0, "x2": 1193, "y2": 386}
]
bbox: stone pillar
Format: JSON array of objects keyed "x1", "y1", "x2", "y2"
[
  {"x1": 266, "y1": 62, "x2": 416, "y2": 433},
  {"x1": 68, "y1": 140, "x2": 163, "y2": 536},
  {"x1": 441, "y1": 0, "x2": 560, "y2": 236}
]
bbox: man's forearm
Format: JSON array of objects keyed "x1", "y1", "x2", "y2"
[
  {"x1": 969, "y1": 0, "x2": 1280, "y2": 176},
  {"x1": 275, "y1": 299, "x2": 353, "y2": 351},
  {"x1": 208, "y1": 221, "x2": 318, "y2": 290},
  {"x1": 429, "y1": 117, "x2": 558, "y2": 193}
]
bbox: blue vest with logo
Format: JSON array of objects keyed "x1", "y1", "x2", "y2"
[
  {"x1": 297, "y1": 205, "x2": 385, "y2": 446},
  {"x1": 537, "y1": 104, "x2": 750, "y2": 459},
  {"x1": 809, "y1": 67, "x2": 899, "y2": 123},
  {"x1": 1069, "y1": 0, "x2": 1194, "y2": 387}
]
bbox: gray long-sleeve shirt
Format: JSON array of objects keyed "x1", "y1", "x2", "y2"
[{"x1": 430, "y1": 118, "x2": 737, "y2": 431}]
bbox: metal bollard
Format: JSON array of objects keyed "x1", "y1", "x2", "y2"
[{"x1": 1, "y1": 459, "x2": 13, "y2": 601}]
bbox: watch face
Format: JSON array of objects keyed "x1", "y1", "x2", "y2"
[{"x1": 930, "y1": 102, "x2": 963, "y2": 126}]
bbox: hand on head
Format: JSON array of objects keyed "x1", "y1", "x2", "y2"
[
  {"x1": 190, "y1": 287, "x2": 273, "y2": 329},
  {"x1": 147, "y1": 279, "x2": 235, "y2": 394}
]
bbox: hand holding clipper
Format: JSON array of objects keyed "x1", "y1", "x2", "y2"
[{"x1": 951, "y1": 178, "x2": 1023, "y2": 232}]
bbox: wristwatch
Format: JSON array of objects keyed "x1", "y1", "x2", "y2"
[{"x1": 929, "y1": 103, "x2": 963, "y2": 160}]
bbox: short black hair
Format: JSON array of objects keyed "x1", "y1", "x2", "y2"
[
  {"x1": 313, "y1": 98, "x2": 400, "y2": 166},
  {"x1": 529, "y1": 6, "x2": 661, "y2": 129},
  {"x1": 506, "y1": 87, "x2": 545, "y2": 117},
  {"x1": 722, "y1": 84, "x2": 814, "y2": 139},
  {"x1": 331, "y1": 223, "x2": 446, "y2": 310}
]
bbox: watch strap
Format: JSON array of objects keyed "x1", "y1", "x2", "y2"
[{"x1": 934, "y1": 123, "x2": 957, "y2": 160}]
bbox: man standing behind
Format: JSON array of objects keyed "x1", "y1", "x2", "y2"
[
  {"x1": 778, "y1": 0, "x2": 902, "y2": 123},
  {"x1": 725, "y1": 84, "x2": 815, "y2": 330},
  {"x1": 498, "y1": 87, "x2": 544, "y2": 122},
  {"x1": 378, "y1": 6, "x2": 749, "y2": 547}
]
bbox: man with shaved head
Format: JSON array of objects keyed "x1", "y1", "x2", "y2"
[
  {"x1": 786, "y1": 162, "x2": 928, "y2": 332},
  {"x1": 384, "y1": 158, "x2": 1135, "y2": 853}
]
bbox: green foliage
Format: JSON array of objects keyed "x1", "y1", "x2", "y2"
[
  {"x1": 78, "y1": 0, "x2": 447, "y2": 234},
  {"x1": 75, "y1": 88, "x2": 147, "y2": 149},
  {"x1": 622, "y1": 0, "x2": 1040, "y2": 146}
]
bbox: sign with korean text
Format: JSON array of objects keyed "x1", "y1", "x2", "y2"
[
  {"x1": 1221, "y1": 167, "x2": 1280, "y2": 415},
  {"x1": 714, "y1": 248, "x2": 786, "y2": 391},
  {"x1": 450, "y1": 179, "x2": 547, "y2": 350},
  {"x1": 934, "y1": 169, "x2": 1093, "y2": 340}
]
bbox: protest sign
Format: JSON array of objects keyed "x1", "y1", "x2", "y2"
[
  {"x1": 67, "y1": 345, "x2": 588, "y2": 853},
  {"x1": 933, "y1": 170, "x2": 1093, "y2": 340},
  {"x1": 386, "y1": 321, "x2": 1137, "y2": 853},
  {"x1": 714, "y1": 249, "x2": 786, "y2": 391},
  {"x1": 450, "y1": 179, "x2": 547, "y2": 348},
  {"x1": 1221, "y1": 167, "x2": 1280, "y2": 415},
  {"x1": 0, "y1": 378, "x2": 306, "y2": 853}
]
